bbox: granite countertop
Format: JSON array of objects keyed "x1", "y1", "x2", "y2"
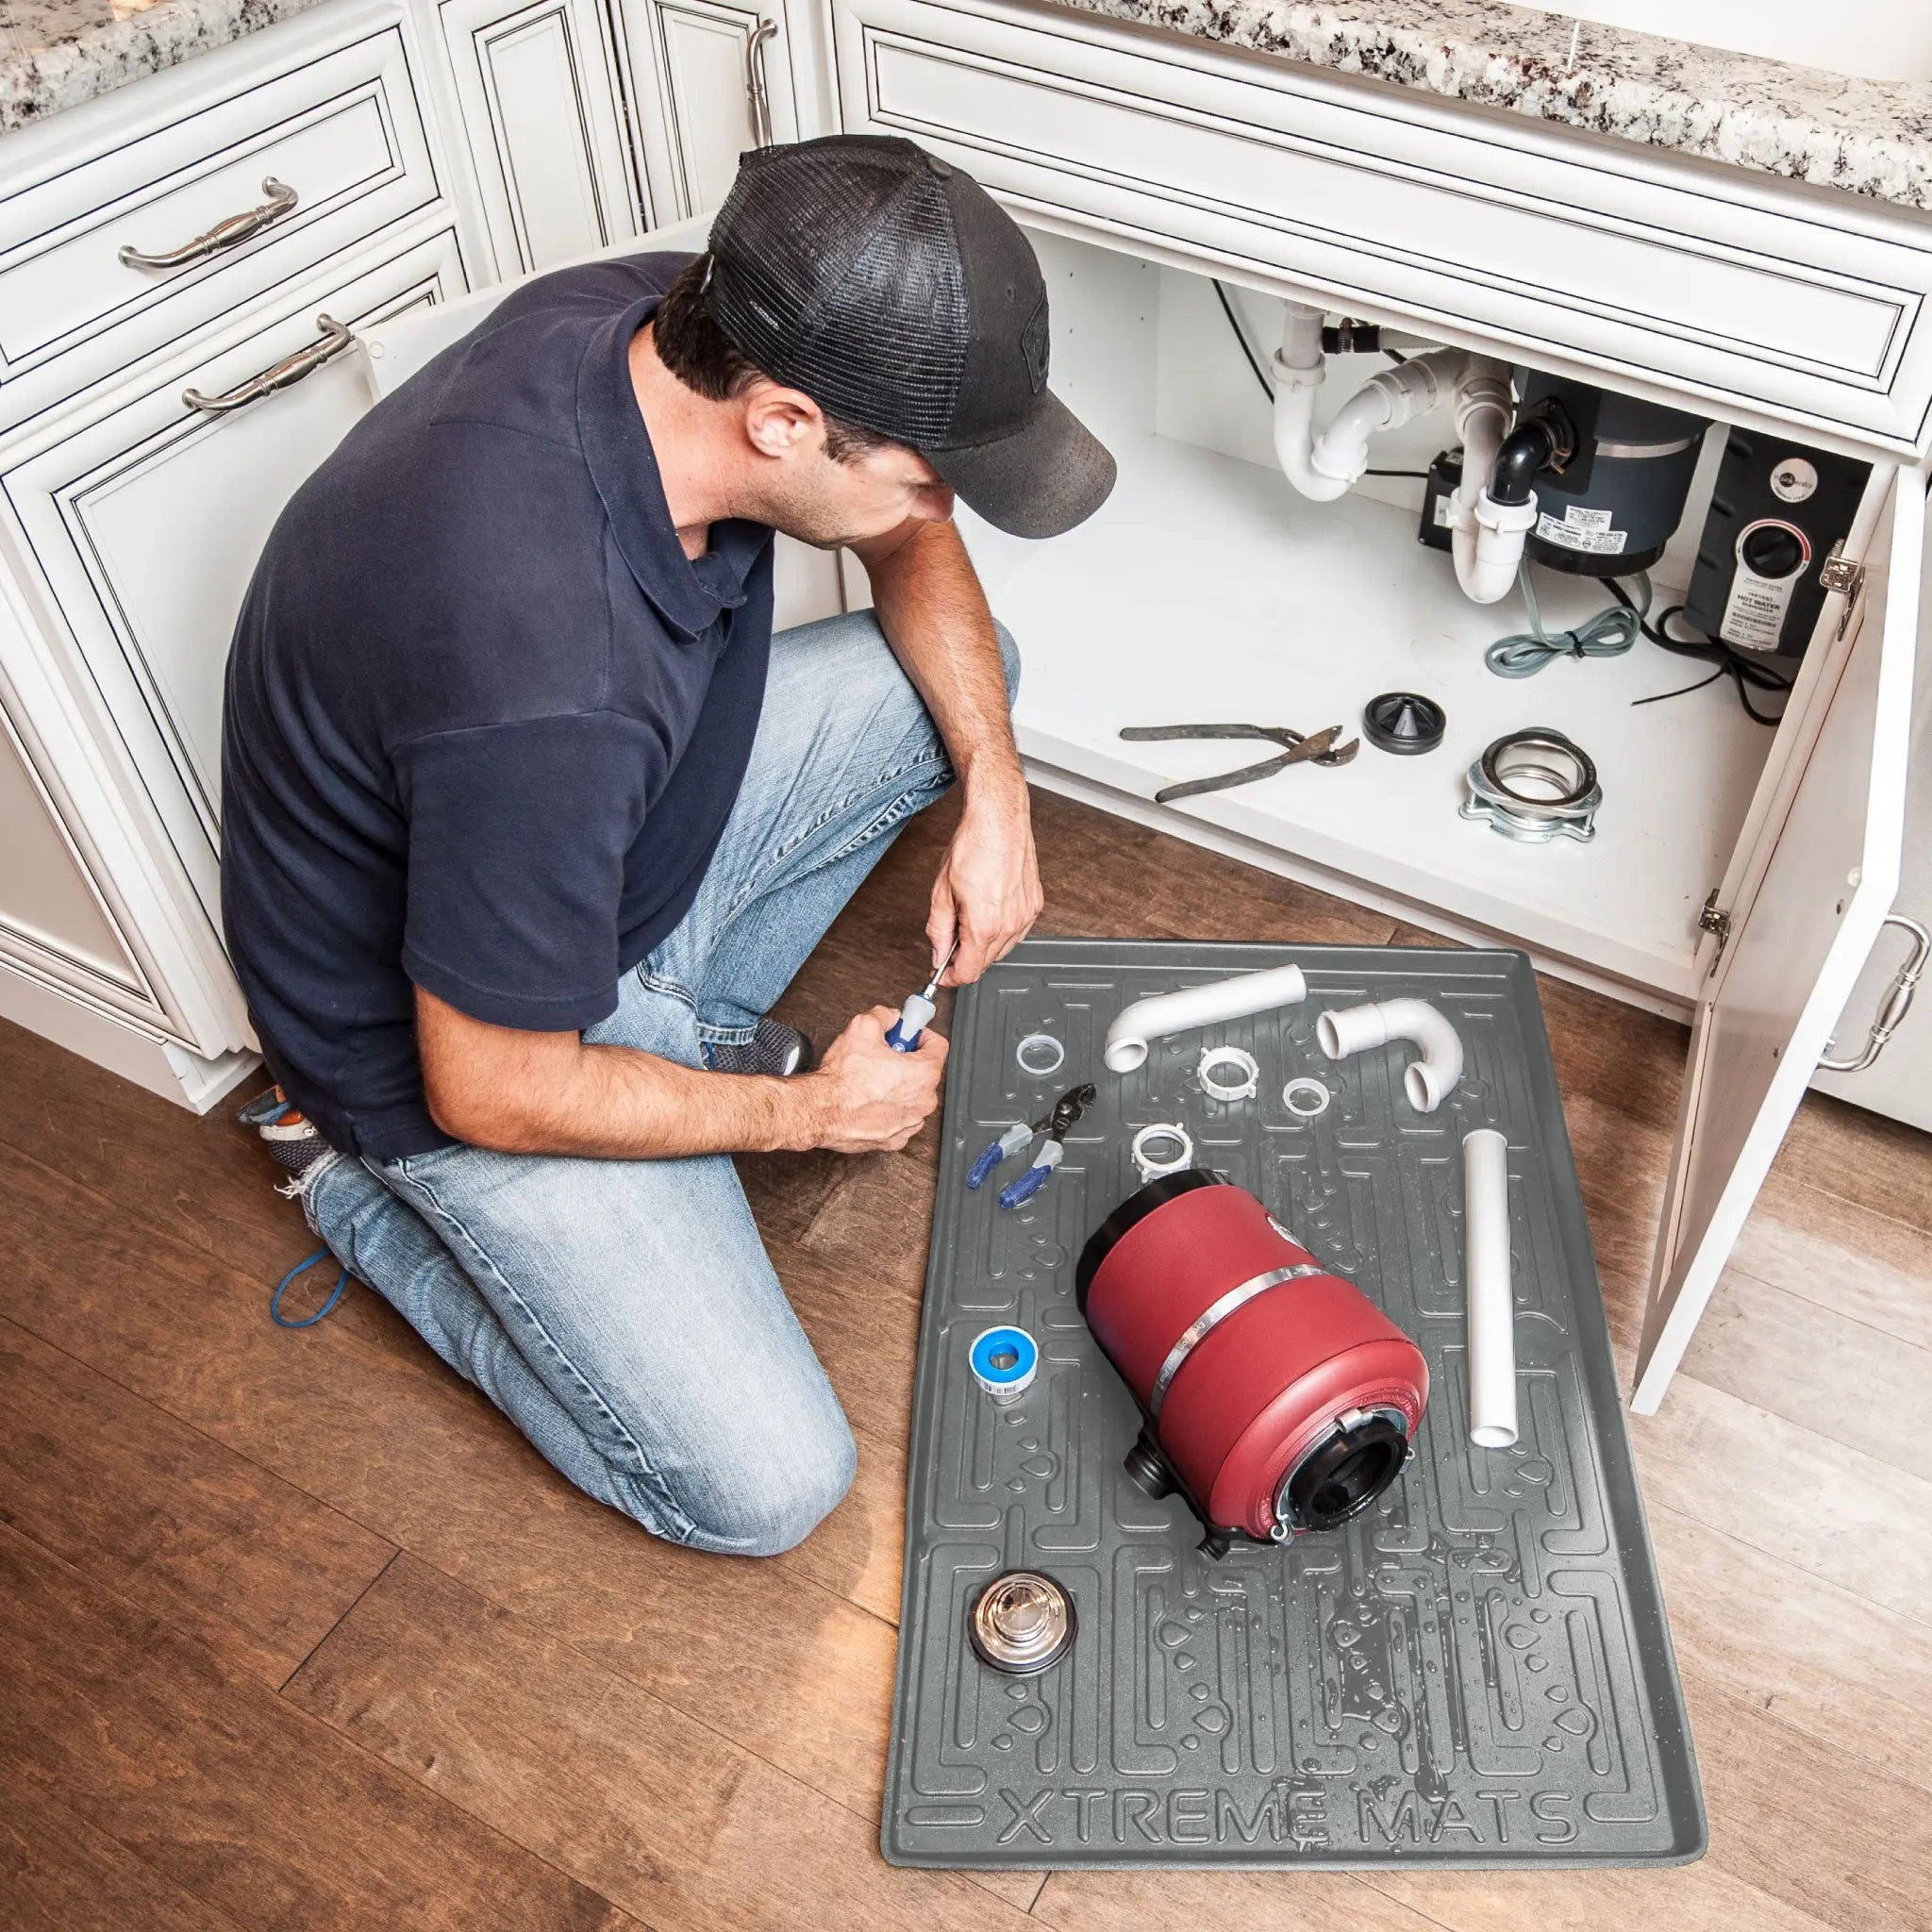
[
  {"x1": 1049, "y1": 0, "x2": 1932, "y2": 211},
  {"x1": 4, "y1": 0, "x2": 1931, "y2": 218}
]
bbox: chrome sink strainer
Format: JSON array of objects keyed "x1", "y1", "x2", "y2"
[
  {"x1": 968, "y1": 1570, "x2": 1075, "y2": 1674},
  {"x1": 1460, "y1": 726, "x2": 1601, "y2": 843}
]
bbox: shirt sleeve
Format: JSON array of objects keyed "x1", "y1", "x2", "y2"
[{"x1": 394, "y1": 711, "x2": 657, "y2": 1031}]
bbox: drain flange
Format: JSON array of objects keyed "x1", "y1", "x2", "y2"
[{"x1": 969, "y1": 1570, "x2": 1076, "y2": 1674}]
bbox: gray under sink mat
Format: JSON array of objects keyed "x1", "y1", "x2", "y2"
[{"x1": 882, "y1": 938, "x2": 1704, "y2": 1870}]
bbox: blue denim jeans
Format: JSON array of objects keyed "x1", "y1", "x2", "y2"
[{"x1": 299, "y1": 607, "x2": 1017, "y2": 1556}]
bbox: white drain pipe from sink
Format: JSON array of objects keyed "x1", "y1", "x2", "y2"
[
  {"x1": 1271, "y1": 305, "x2": 1528, "y2": 606},
  {"x1": 1316, "y1": 998, "x2": 1464, "y2": 1113},
  {"x1": 1461, "y1": 1127, "x2": 1520, "y2": 1450},
  {"x1": 1448, "y1": 358, "x2": 1532, "y2": 606},
  {"x1": 1272, "y1": 305, "x2": 1462, "y2": 502},
  {"x1": 1104, "y1": 963, "x2": 1309, "y2": 1073}
]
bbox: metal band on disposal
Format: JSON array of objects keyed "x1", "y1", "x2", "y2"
[{"x1": 1147, "y1": 1262, "x2": 1324, "y2": 1417}]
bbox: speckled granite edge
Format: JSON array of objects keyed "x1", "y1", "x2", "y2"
[
  {"x1": 0, "y1": 0, "x2": 328, "y2": 133},
  {"x1": 1041, "y1": 0, "x2": 1932, "y2": 213}
]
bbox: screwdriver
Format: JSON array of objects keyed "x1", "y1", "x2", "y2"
[{"x1": 886, "y1": 937, "x2": 959, "y2": 1052}]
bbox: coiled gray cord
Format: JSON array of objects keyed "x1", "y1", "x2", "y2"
[{"x1": 1485, "y1": 565, "x2": 1651, "y2": 677}]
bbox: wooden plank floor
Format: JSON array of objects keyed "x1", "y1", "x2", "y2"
[{"x1": 3, "y1": 787, "x2": 1929, "y2": 1931}]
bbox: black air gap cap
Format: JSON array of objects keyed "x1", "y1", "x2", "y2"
[{"x1": 705, "y1": 135, "x2": 1115, "y2": 539}]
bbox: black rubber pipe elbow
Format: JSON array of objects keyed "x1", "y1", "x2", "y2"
[{"x1": 1488, "y1": 418, "x2": 1563, "y2": 507}]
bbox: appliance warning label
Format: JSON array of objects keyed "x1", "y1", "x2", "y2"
[{"x1": 1536, "y1": 505, "x2": 1627, "y2": 554}]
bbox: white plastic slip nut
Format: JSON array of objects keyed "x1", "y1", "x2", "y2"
[
  {"x1": 1197, "y1": 1044, "x2": 1260, "y2": 1103},
  {"x1": 1131, "y1": 1122, "x2": 1193, "y2": 1182},
  {"x1": 1015, "y1": 1032, "x2": 1065, "y2": 1077},
  {"x1": 1282, "y1": 1076, "x2": 1331, "y2": 1119}
]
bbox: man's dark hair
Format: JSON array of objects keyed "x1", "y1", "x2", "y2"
[{"x1": 653, "y1": 255, "x2": 894, "y2": 464}]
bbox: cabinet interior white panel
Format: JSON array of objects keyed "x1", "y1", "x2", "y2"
[
  {"x1": 0, "y1": 710, "x2": 142, "y2": 996},
  {"x1": 969, "y1": 227, "x2": 1777, "y2": 1003}
]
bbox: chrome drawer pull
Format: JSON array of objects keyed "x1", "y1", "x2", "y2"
[
  {"x1": 182, "y1": 313, "x2": 353, "y2": 414},
  {"x1": 1818, "y1": 914, "x2": 1930, "y2": 1074},
  {"x1": 118, "y1": 177, "x2": 299, "y2": 272},
  {"x1": 744, "y1": 19, "x2": 778, "y2": 149}
]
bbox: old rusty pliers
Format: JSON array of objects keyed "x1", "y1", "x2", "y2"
[
  {"x1": 1119, "y1": 722, "x2": 1358, "y2": 804},
  {"x1": 968, "y1": 1083, "x2": 1097, "y2": 1209}
]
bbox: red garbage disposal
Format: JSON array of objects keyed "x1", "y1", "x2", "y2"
[{"x1": 1076, "y1": 1171, "x2": 1427, "y2": 1554}]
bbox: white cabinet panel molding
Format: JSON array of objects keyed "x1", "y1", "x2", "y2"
[
  {"x1": 437, "y1": 0, "x2": 641, "y2": 275},
  {"x1": 612, "y1": 0, "x2": 800, "y2": 222},
  {"x1": 0, "y1": 227, "x2": 468, "y2": 1052},
  {"x1": 0, "y1": 12, "x2": 443, "y2": 430}
]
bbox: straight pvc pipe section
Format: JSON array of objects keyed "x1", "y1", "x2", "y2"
[
  {"x1": 1460, "y1": 1128, "x2": 1519, "y2": 1449},
  {"x1": 1316, "y1": 998, "x2": 1463, "y2": 1112},
  {"x1": 1103, "y1": 963, "x2": 1309, "y2": 1074}
]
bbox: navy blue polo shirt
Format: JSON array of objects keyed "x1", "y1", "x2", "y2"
[{"x1": 220, "y1": 251, "x2": 774, "y2": 1158}]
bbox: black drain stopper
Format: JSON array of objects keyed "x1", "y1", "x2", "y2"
[{"x1": 1362, "y1": 691, "x2": 1446, "y2": 756}]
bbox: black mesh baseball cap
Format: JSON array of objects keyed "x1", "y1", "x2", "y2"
[{"x1": 703, "y1": 134, "x2": 1115, "y2": 539}]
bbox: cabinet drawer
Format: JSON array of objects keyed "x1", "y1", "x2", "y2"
[
  {"x1": 832, "y1": 0, "x2": 1932, "y2": 456},
  {"x1": 1, "y1": 227, "x2": 467, "y2": 1016},
  {"x1": 0, "y1": 22, "x2": 439, "y2": 422}
]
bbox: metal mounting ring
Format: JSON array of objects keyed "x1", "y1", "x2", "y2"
[
  {"x1": 1282, "y1": 1075, "x2": 1331, "y2": 1119},
  {"x1": 1015, "y1": 1032, "x2": 1065, "y2": 1078},
  {"x1": 1130, "y1": 1122, "x2": 1193, "y2": 1181},
  {"x1": 1197, "y1": 1044, "x2": 1260, "y2": 1103}
]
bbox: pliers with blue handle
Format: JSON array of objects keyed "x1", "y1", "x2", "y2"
[{"x1": 968, "y1": 1083, "x2": 1096, "y2": 1209}]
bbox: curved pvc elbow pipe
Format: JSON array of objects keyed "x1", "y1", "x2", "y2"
[
  {"x1": 1273, "y1": 377, "x2": 1353, "y2": 503},
  {"x1": 1305, "y1": 347, "x2": 1463, "y2": 491},
  {"x1": 1461, "y1": 1128, "x2": 1519, "y2": 1449},
  {"x1": 1105, "y1": 963, "x2": 1309, "y2": 1074},
  {"x1": 1316, "y1": 998, "x2": 1465, "y2": 1113}
]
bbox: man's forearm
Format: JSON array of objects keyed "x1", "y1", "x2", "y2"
[
  {"x1": 426, "y1": 1025, "x2": 818, "y2": 1158},
  {"x1": 859, "y1": 518, "x2": 1022, "y2": 795}
]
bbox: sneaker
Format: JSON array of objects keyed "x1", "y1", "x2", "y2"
[
  {"x1": 704, "y1": 1019, "x2": 814, "y2": 1077},
  {"x1": 238, "y1": 1084, "x2": 332, "y2": 1190}
]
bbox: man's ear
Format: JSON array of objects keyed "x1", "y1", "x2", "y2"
[{"x1": 741, "y1": 383, "x2": 822, "y2": 459}]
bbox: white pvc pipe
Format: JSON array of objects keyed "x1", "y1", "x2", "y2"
[
  {"x1": 1316, "y1": 998, "x2": 1464, "y2": 1113},
  {"x1": 1104, "y1": 963, "x2": 1309, "y2": 1074},
  {"x1": 1461, "y1": 1128, "x2": 1519, "y2": 1450},
  {"x1": 1271, "y1": 306, "x2": 1350, "y2": 504},
  {"x1": 1307, "y1": 348, "x2": 1461, "y2": 490},
  {"x1": 1447, "y1": 358, "x2": 1530, "y2": 606}
]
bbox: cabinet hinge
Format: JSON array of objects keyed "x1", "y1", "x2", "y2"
[
  {"x1": 1698, "y1": 889, "x2": 1732, "y2": 967},
  {"x1": 1821, "y1": 541, "x2": 1865, "y2": 641}
]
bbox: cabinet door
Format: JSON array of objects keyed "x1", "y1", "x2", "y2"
[
  {"x1": 437, "y1": 0, "x2": 642, "y2": 275},
  {"x1": 1631, "y1": 466, "x2": 1926, "y2": 1413},
  {"x1": 611, "y1": 0, "x2": 799, "y2": 222},
  {"x1": 1, "y1": 230, "x2": 468, "y2": 1052}
]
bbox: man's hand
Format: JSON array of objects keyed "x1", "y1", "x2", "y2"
[
  {"x1": 928, "y1": 772, "x2": 1042, "y2": 985},
  {"x1": 802, "y1": 1007, "x2": 948, "y2": 1153}
]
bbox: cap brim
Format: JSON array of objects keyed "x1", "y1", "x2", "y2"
[{"x1": 926, "y1": 388, "x2": 1116, "y2": 539}]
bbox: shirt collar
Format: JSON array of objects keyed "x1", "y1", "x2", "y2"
[{"x1": 575, "y1": 293, "x2": 770, "y2": 640}]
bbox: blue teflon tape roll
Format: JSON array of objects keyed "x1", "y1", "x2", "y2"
[{"x1": 969, "y1": 1324, "x2": 1038, "y2": 1400}]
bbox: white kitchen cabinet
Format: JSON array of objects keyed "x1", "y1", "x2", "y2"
[
  {"x1": 1634, "y1": 470, "x2": 1926, "y2": 1407},
  {"x1": 433, "y1": 0, "x2": 643, "y2": 275},
  {"x1": 0, "y1": 226, "x2": 469, "y2": 1054},
  {"x1": 608, "y1": 0, "x2": 801, "y2": 219}
]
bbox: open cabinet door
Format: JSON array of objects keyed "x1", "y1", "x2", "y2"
[{"x1": 1632, "y1": 467, "x2": 1926, "y2": 1413}]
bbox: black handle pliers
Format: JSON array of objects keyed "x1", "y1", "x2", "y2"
[{"x1": 1118, "y1": 722, "x2": 1359, "y2": 804}]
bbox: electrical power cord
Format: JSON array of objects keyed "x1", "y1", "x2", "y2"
[
  {"x1": 1485, "y1": 564, "x2": 1650, "y2": 677},
  {"x1": 1213, "y1": 279, "x2": 1275, "y2": 401},
  {"x1": 1605, "y1": 580, "x2": 1792, "y2": 726}
]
